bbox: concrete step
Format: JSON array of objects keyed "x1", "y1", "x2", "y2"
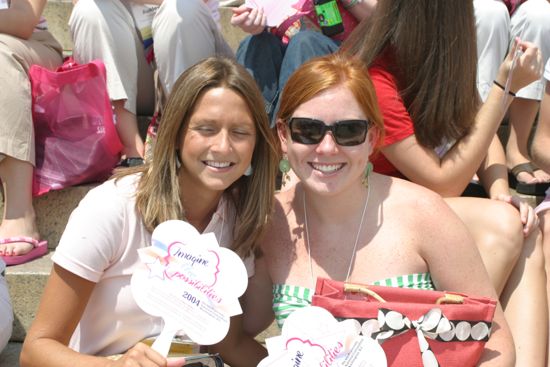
[
  {"x1": 0, "y1": 342, "x2": 21, "y2": 367},
  {"x1": 0, "y1": 184, "x2": 96, "y2": 251},
  {"x1": 5, "y1": 253, "x2": 53, "y2": 343},
  {"x1": 42, "y1": 0, "x2": 73, "y2": 53},
  {"x1": 1, "y1": 183, "x2": 94, "y2": 343}
]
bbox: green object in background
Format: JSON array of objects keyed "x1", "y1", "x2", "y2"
[{"x1": 314, "y1": 0, "x2": 344, "y2": 36}]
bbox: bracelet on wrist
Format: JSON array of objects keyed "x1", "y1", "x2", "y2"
[{"x1": 493, "y1": 80, "x2": 516, "y2": 97}]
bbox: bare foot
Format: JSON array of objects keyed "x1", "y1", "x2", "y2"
[
  {"x1": 509, "y1": 161, "x2": 548, "y2": 184},
  {"x1": 533, "y1": 169, "x2": 550, "y2": 183},
  {"x1": 0, "y1": 216, "x2": 40, "y2": 257},
  {"x1": 515, "y1": 170, "x2": 539, "y2": 184}
]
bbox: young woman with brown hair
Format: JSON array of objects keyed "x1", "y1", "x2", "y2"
[
  {"x1": 21, "y1": 57, "x2": 278, "y2": 367},
  {"x1": 343, "y1": 1, "x2": 547, "y2": 364}
]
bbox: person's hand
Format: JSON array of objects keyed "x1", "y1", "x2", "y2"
[
  {"x1": 495, "y1": 194, "x2": 539, "y2": 236},
  {"x1": 496, "y1": 38, "x2": 543, "y2": 94},
  {"x1": 108, "y1": 343, "x2": 186, "y2": 367},
  {"x1": 231, "y1": 4, "x2": 267, "y2": 35}
]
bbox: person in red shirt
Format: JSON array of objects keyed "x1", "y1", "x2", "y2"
[{"x1": 344, "y1": 0, "x2": 548, "y2": 364}]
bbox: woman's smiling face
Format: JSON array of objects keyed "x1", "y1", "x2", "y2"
[
  {"x1": 279, "y1": 85, "x2": 375, "y2": 195},
  {"x1": 179, "y1": 86, "x2": 256, "y2": 195}
]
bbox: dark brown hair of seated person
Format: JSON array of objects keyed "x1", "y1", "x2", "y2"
[{"x1": 341, "y1": 0, "x2": 480, "y2": 149}]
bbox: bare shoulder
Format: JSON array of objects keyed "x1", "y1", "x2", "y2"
[
  {"x1": 373, "y1": 174, "x2": 458, "y2": 223},
  {"x1": 371, "y1": 174, "x2": 472, "y2": 259}
]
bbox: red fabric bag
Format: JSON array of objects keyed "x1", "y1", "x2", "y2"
[
  {"x1": 311, "y1": 277, "x2": 497, "y2": 367},
  {"x1": 29, "y1": 58, "x2": 123, "y2": 196}
]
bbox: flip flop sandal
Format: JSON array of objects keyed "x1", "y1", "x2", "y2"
[
  {"x1": 508, "y1": 162, "x2": 550, "y2": 196},
  {"x1": 0, "y1": 237, "x2": 48, "y2": 266}
]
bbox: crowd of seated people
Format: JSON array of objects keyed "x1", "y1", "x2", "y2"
[
  {"x1": 474, "y1": 0, "x2": 550, "y2": 196},
  {"x1": 1, "y1": 0, "x2": 550, "y2": 366}
]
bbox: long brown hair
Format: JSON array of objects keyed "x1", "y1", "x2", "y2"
[
  {"x1": 277, "y1": 53, "x2": 384, "y2": 148},
  {"x1": 114, "y1": 57, "x2": 278, "y2": 257},
  {"x1": 342, "y1": 0, "x2": 479, "y2": 148}
]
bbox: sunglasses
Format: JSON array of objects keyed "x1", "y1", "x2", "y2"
[{"x1": 287, "y1": 117, "x2": 370, "y2": 146}]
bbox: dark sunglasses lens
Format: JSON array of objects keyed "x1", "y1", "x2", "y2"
[
  {"x1": 290, "y1": 118, "x2": 324, "y2": 144},
  {"x1": 335, "y1": 120, "x2": 368, "y2": 146}
]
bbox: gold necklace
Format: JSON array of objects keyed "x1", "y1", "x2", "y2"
[{"x1": 303, "y1": 182, "x2": 371, "y2": 288}]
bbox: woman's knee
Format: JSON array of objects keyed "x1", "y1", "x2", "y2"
[
  {"x1": 0, "y1": 43, "x2": 31, "y2": 104},
  {"x1": 0, "y1": 42, "x2": 20, "y2": 69},
  {"x1": 482, "y1": 202, "x2": 525, "y2": 260}
]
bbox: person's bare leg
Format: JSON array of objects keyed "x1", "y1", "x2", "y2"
[
  {"x1": 446, "y1": 197, "x2": 548, "y2": 366},
  {"x1": 500, "y1": 229, "x2": 548, "y2": 367},
  {"x1": 445, "y1": 197, "x2": 522, "y2": 293},
  {"x1": 0, "y1": 157, "x2": 40, "y2": 256},
  {"x1": 507, "y1": 98, "x2": 549, "y2": 182},
  {"x1": 112, "y1": 100, "x2": 144, "y2": 159}
]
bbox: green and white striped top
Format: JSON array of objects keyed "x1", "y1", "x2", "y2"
[{"x1": 272, "y1": 272, "x2": 435, "y2": 328}]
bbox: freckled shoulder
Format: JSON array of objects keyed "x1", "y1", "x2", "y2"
[
  {"x1": 373, "y1": 174, "x2": 456, "y2": 224},
  {"x1": 370, "y1": 174, "x2": 469, "y2": 259}
]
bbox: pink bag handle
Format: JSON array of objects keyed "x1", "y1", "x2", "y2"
[{"x1": 32, "y1": 59, "x2": 106, "y2": 87}]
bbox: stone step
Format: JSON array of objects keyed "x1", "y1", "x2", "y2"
[
  {"x1": 42, "y1": 0, "x2": 73, "y2": 53},
  {"x1": 0, "y1": 184, "x2": 96, "y2": 251},
  {"x1": 1, "y1": 182, "x2": 94, "y2": 343},
  {"x1": 5, "y1": 253, "x2": 54, "y2": 343},
  {"x1": 0, "y1": 342, "x2": 21, "y2": 367}
]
